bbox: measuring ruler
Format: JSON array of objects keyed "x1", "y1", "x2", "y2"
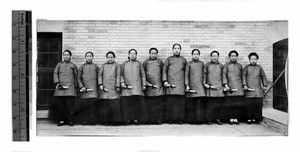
[{"x1": 12, "y1": 10, "x2": 31, "y2": 141}]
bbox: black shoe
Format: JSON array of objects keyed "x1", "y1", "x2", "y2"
[
  {"x1": 179, "y1": 122, "x2": 183, "y2": 125},
  {"x1": 90, "y1": 121, "x2": 96, "y2": 126},
  {"x1": 207, "y1": 119, "x2": 213, "y2": 125},
  {"x1": 252, "y1": 119, "x2": 258, "y2": 124},
  {"x1": 194, "y1": 121, "x2": 202, "y2": 125},
  {"x1": 68, "y1": 122, "x2": 74, "y2": 126},
  {"x1": 234, "y1": 119, "x2": 239, "y2": 125},
  {"x1": 81, "y1": 121, "x2": 88, "y2": 125},
  {"x1": 112, "y1": 123, "x2": 119, "y2": 126},
  {"x1": 216, "y1": 119, "x2": 223, "y2": 125},
  {"x1": 125, "y1": 121, "x2": 130, "y2": 125},
  {"x1": 57, "y1": 121, "x2": 64, "y2": 126},
  {"x1": 247, "y1": 119, "x2": 252, "y2": 124}
]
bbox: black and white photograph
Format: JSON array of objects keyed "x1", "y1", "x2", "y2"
[
  {"x1": 1, "y1": 0, "x2": 300, "y2": 152},
  {"x1": 36, "y1": 19, "x2": 288, "y2": 136}
]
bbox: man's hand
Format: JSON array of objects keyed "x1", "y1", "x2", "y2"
[
  {"x1": 164, "y1": 82, "x2": 170, "y2": 87},
  {"x1": 55, "y1": 83, "x2": 61, "y2": 89},
  {"x1": 116, "y1": 87, "x2": 121, "y2": 93},
  {"x1": 262, "y1": 86, "x2": 267, "y2": 92},
  {"x1": 121, "y1": 82, "x2": 127, "y2": 88},
  {"x1": 185, "y1": 86, "x2": 190, "y2": 92},
  {"x1": 81, "y1": 87, "x2": 87, "y2": 92},
  {"x1": 204, "y1": 84, "x2": 210, "y2": 88},
  {"x1": 225, "y1": 84, "x2": 230, "y2": 90}
]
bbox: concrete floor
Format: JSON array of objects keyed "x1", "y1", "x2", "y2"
[{"x1": 37, "y1": 119, "x2": 284, "y2": 136}]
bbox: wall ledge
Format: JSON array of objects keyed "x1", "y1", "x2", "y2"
[{"x1": 262, "y1": 107, "x2": 288, "y2": 135}]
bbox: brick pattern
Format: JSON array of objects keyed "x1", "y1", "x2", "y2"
[{"x1": 61, "y1": 20, "x2": 272, "y2": 82}]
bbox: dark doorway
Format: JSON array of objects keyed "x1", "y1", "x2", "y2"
[
  {"x1": 37, "y1": 32, "x2": 62, "y2": 110},
  {"x1": 273, "y1": 38, "x2": 288, "y2": 112}
]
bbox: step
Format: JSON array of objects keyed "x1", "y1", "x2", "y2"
[
  {"x1": 37, "y1": 110, "x2": 49, "y2": 118},
  {"x1": 261, "y1": 107, "x2": 288, "y2": 135}
]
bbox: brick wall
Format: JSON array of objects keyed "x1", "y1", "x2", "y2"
[{"x1": 37, "y1": 20, "x2": 288, "y2": 105}]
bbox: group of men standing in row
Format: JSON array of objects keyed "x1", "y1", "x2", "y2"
[{"x1": 52, "y1": 43, "x2": 268, "y2": 127}]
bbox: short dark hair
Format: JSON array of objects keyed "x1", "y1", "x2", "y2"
[
  {"x1": 63, "y1": 50, "x2": 72, "y2": 56},
  {"x1": 172, "y1": 43, "x2": 182, "y2": 50},
  {"x1": 210, "y1": 50, "x2": 219, "y2": 57},
  {"x1": 191, "y1": 49, "x2": 200, "y2": 55},
  {"x1": 128, "y1": 49, "x2": 137, "y2": 55},
  {"x1": 149, "y1": 48, "x2": 158, "y2": 54},
  {"x1": 248, "y1": 52, "x2": 259, "y2": 60},
  {"x1": 228, "y1": 50, "x2": 239, "y2": 57},
  {"x1": 85, "y1": 51, "x2": 94, "y2": 57},
  {"x1": 106, "y1": 51, "x2": 116, "y2": 58}
]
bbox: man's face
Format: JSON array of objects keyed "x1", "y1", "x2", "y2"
[
  {"x1": 192, "y1": 51, "x2": 200, "y2": 61},
  {"x1": 107, "y1": 53, "x2": 115, "y2": 63},
  {"x1": 249, "y1": 55, "x2": 258, "y2": 65},
  {"x1": 149, "y1": 49, "x2": 158, "y2": 60},
  {"x1": 85, "y1": 53, "x2": 93, "y2": 63},
  {"x1": 211, "y1": 52, "x2": 219, "y2": 62},
  {"x1": 63, "y1": 52, "x2": 71, "y2": 61},
  {"x1": 230, "y1": 53, "x2": 238, "y2": 62},
  {"x1": 173, "y1": 45, "x2": 181, "y2": 56},
  {"x1": 129, "y1": 51, "x2": 137, "y2": 60}
]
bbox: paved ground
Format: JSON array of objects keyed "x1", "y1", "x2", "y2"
[{"x1": 37, "y1": 119, "x2": 284, "y2": 136}]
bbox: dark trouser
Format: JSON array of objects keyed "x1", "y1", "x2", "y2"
[
  {"x1": 164, "y1": 95, "x2": 185, "y2": 123},
  {"x1": 185, "y1": 97, "x2": 206, "y2": 123},
  {"x1": 55, "y1": 96, "x2": 75, "y2": 123},
  {"x1": 146, "y1": 96, "x2": 165, "y2": 124},
  {"x1": 75, "y1": 98, "x2": 97, "y2": 124},
  {"x1": 206, "y1": 97, "x2": 225, "y2": 120},
  {"x1": 120, "y1": 95, "x2": 147, "y2": 123},
  {"x1": 246, "y1": 98, "x2": 263, "y2": 121},
  {"x1": 223, "y1": 96, "x2": 244, "y2": 120},
  {"x1": 97, "y1": 98, "x2": 122, "y2": 124}
]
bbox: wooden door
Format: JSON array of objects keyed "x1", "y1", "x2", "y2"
[
  {"x1": 273, "y1": 38, "x2": 288, "y2": 112},
  {"x1": 37, "y1": 32, "x2": 62, "y2": 110}
]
